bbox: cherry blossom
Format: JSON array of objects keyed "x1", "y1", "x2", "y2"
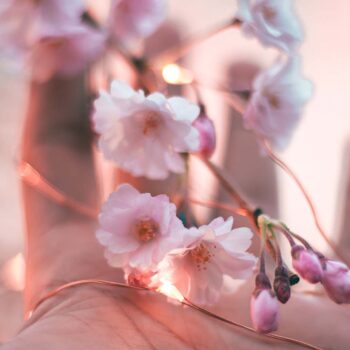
[
  {"x1": 96, "y1": 184, "x2": 185, "y2": 271},
  {"x1": 93, "y1": 80, "x2": 200, "y2": 180},
  {"x1": 243, "y1": 56, "x2": 313, "y2": 150},
  {"x1": 0, "y1": 0, "x2": 85, "y2": 53},
  {"x1": 236, "y1": 0, "x2": 302, "y2": 54},
  {"x1": 155, "y1": 217, "x2": 257, "y2": 305},
  {"x1": 322, "y1": 260, "x2": 350, "y2": 304},
  {"x1": 109, "y1": 0, "x2": 167, "y2": 43},
  {"x1": 29, "y1": 26, "x2": 106, "y2": 82}
]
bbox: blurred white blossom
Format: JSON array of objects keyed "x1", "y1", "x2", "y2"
[
  {"x1": 236, "y1": 0, "x2": 302, "y2": 53},
  {"x1": 155, "y1": 217, "x2": 257, "y2": 305},
  {"x1": 244, "y1": 56, "x2": 313, "y2": 150},
  {"x1": 109, "y1": 0, "x2": 167, "y2": 43},
  {"x1": 0, "y1": 0, "x2": 85, "y2": 53}
]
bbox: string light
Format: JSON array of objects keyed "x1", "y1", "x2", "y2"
[
  {"x1": 162, "y1": 63, "x2": 194, "y2": 85},
  {"x1": 157, "y1": 282, "x2": 184, "y2": 302}
]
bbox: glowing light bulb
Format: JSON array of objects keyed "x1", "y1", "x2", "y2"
[
  {"x1": 162, "y1": 64, "x2": 194, "y2": 85},
  {"x1": 157, "y1": 282, "x2": 184, "y2": 302}
]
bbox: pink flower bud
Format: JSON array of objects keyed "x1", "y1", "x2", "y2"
[
  {"x1": 291, "y1": 245, "x2": 323, "y2": 283},
  {"x1": 322, "y1": 260, "x2": 350, "y2": 304},
  {"x1": 193, "y1": 111, "x2": 216, "y2": 158},
  {"x1": 251, "y1": 289, "x2": 279, "y2": 333}
]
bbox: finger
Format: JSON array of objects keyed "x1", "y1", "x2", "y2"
[{"x1": 20, "y1": 75, "x2": 104, "y2": 312}]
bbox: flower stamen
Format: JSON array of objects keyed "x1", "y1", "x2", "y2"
[
  {"x1": 134, "y1": 217, "x2": 159, "y2": 242},
  {"x1": 262, "y1": 6, "x2": 276, "y2": 21},
  {"x1": 190, "y1": 243, "x2": 212, "y2": 266},
  {"x1": 143, "y1": 112, "x2": 160, "y2": 135}
]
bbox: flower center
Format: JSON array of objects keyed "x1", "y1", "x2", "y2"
[
  {"x1": 134, "y1": 217, "x2": 159, "y2": 242},
  {"x1": 268, "y1": 94, "x2": 280, "y2": 109},
  {"x1": 190, "y1": 243, "x2": 212, "y2": 265},
  {"x1": 263, "y1": 90, "x2": 280, "y2": 109},
  {"x1": 142, "y1": 112, "x2": 161, "y2": 135},
  {"x1": 262, "y1": 6, "x2": 276, "y2": 21}
]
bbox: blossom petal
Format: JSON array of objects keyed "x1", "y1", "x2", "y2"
[{"x1": 168, "y1": 97, "x2": 200, "y2": 123}]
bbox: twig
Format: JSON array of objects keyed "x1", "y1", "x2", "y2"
[
  {"x1": 262, "y1": 139, "x2": 350, "y2": 266},
  {"x1": 152, "y1": 19, "x2": 241, "y2": 66}
]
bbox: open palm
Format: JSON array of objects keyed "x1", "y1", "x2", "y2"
[{"x1": 1, "y1": 75, "x2": 349, "y2": 350}]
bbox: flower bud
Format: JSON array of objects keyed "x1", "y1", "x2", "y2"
[
  {"x1": 273, "y1": 266, "x2": 291, "y2": 304},
  {"x1": 322, "y1": 260, "x2": 350, "y2": 304},
  {"x1": 193, "y1": 111, "x2": 216, "y2": 158},
  {"x1": 291, "y1": 245, "x2": 323, "y2": 283},
  {"x1": 251, "y1": 289, "x2": 279, "y2": 334},
  {"x1": 250, "y1": 273, "x2": 279, "y2": 333}
]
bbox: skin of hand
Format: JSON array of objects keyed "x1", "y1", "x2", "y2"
[{"x1": 1, "y1": 74, "x2": 349, "y2": 350}]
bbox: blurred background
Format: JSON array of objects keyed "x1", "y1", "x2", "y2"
[{"x1": 1, "y1": 0, "x2": 350, "y2": 342}]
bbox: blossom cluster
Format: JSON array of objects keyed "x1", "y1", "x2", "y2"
[
  {"x1": 0, "y1": 0, "x2": 167, "y2": 81},
  {"x1": 96, "y1": 183, "x2": 257, "y2": 305},
  {"x1": 250, "y1": 216, "x2": 350, "y2": 333},
  {"x1": 236, "y1": 0, "x2": 313, "y2": 150}
]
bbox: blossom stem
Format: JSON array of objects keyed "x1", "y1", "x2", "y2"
[
  {"x1": 188, "y1": 197, "x2": 249, "y2": 216},
  {"x1": 261, "y1": 139, "x2": 350, "y2": 266},
  {"x1": 153, "y1": 19, "x2": 241, "y2": 66},
  {"x1": 260, "y1": 250, "x2": 266, "y2": 274},
  {"x1": 276, "y1": 226, "x2": 296, "y2": 248}
]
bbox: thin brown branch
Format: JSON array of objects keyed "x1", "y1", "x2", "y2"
[{"x1": 152, "y1": 19, "x2": 241, "y2": 66}]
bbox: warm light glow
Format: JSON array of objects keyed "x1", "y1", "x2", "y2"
[
  {"x1": 157, "y1": 282, "x2": 184, "y2": 302},
  {"x1": 162, "y1": 64, "x2": 194, "y2": 85},
  {"x1": 1, "y1": 253, "x2": 25, "y2": 292}
]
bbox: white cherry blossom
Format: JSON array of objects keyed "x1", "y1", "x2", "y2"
[
  {"x1": 96, "y1": 184, "x2": 185, "y2": 271},
  {"x1": 155, "y1": 217, "x2": 257, "y2": 305},
  {"x1": 93, "y1": 80, "x2": 200, "y2": 180},
  {"x1": 243, "y1": 56, "x2": 313, "y2": 149},
  {"x1": 236, "y1": 0, "x2": 302, "y2": 53}
]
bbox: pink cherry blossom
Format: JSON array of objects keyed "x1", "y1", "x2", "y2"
[
  {"x1": 236, "y1": 0, "x2": 302, "y2": 54},
  {"x1": 29, "y1": 26, "x2": 106, "y2": 82},
  {"x1": 96, "y1": 184, "x2": 185, "y2": 271},
  {"x1": 155, "y1": 217, "x2": 257, "y2": 305},
  {"x1": 93, "y1": 80, "x2": 200, "y2": 180},
  {"x1": 291, "y1": 246, "x2": 323, "y2": 284},
  {"x1": 193, "y1": 111, "x2": 216, "y2": 158},
  {"x1": 322, "y1": 260, "x2": 350, "y2": 304},
  {"x1": 244, "y1": 56, "x2": 313, "y2": 150},
  {"x1": 109, "y1": 0, "x2": 167, "y2": 43},
  {"x1": 250, "y1": 288, "x2": 279, "y2": 333},
  {"x1": 0, "y1": 0, "x2": 85, "y2": 53}
]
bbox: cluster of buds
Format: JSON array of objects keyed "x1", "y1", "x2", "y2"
[{"x1": 250, "y1": 214, "x2": 350, "y2": 333}]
